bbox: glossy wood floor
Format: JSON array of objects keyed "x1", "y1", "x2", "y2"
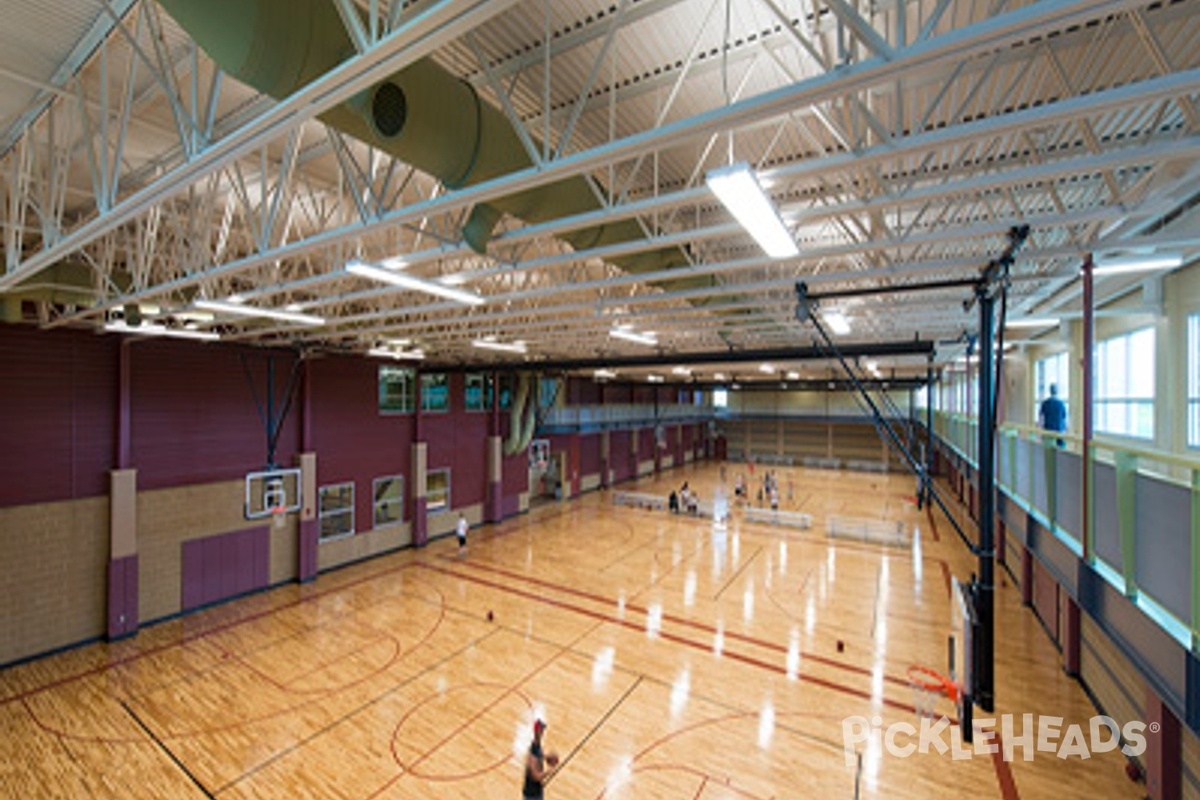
[{"x1": 0, "y1": 464, "x2": 1144, "y2": 798}]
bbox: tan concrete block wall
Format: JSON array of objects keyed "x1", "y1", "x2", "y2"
[
  {"x1": 317, "y1": 522, "x2": 412, "y2": 571},
  {"x1": 137, "y1": 479, "x2": 254, "y2": 623},
  {"x1": 580, "y1": 473, "x2": 601, "y2": 492},
  {"x1": 269, "y1": 514, "x2": 299, "y2": 585},
  {"x1": 0, "y1": 497, "x2": 109, "y2": 665},
  {"x1": 638, "y1": 459, "x2": 654, "y2": 476}
]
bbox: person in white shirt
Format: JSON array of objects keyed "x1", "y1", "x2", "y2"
[{"x1": 456, "y1": 513, "x2": 468, "y2": 556}]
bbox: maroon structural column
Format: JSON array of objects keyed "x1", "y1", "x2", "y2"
[
  {"x1": 1144, "y1": 690, "x2": 1182, "y2": 800},
  {"x1": 1061, "y1": 595, "x2": 1081, "y2": 676},
  {"x1": 1020, "y1": 541, "x2": 1034, "y2": 607},
  {"x1": 297, "y1": 363, "x2": 318, "y2": 582},
  {"x1": 108, "y1": 340, "x2": 139, "y2": 640}
]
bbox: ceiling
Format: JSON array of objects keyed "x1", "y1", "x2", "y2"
[{"x1": 0, "y1": 0, "x2": 1197, "y2": 384}]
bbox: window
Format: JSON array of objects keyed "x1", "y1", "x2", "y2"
[
  {"x1": 421, "y1": 373, "x2": 449, "y2": 412},
  {"x1": 1189, "y1": 314, "x2": 1199, "y2": 447},
  {"x1": 1035, "y1": 351, "x2": 1070, "y2": 420},
  {"x1": 427, "y1": 469, "x2": 450, "y2": 514},
  {"x1": 319, "y1": 483, "x2": 354, "y2": 539},
  {"x1": 1095, "y1": 327, "x2": 1155, "y2": 439},
  {"x1": 465, "y1": 373, "x2": 487, "y2": 412},
  {"x1": 713, "y1": 388, "x2": 728, "y2": 408},
  {"x1": 492, "y1": 375, "x2": 513, "y2": 410},
  {"x1": 373, "y1": 476, "x2": 403, "y2": 527},
  {"x1": 539, "y1": 376, "x2": 559, "y2": 408},
  {"x1": 379, "y1": 366, "x2": 415, "y2": 413}
]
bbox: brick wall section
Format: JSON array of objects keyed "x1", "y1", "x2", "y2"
[
  {"x1": 317, "y1": 522, "x2": 412, "y2": 571},
  {"x1": 0, "y1": 497, "x2": 109, "y2": 666},
  {"x1": 137, "y1": 480, "x2": 255, "y2": 623}
]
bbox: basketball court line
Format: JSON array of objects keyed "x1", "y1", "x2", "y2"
[
  {"x1": 711, "y1": 545, "x2": 763, "y2": 600},
  {"x1": 120, "y1": 700, "x2": 215, "y2": 799},
  {"x1": 360, "y1": 619, "x2": 605, "y2": 800},
  {"x1": 0, "y1": 561, "x2": 430, "y2": 706},
  {"x1": 547, "y1": 675, "x2": 644, "y2": 790},
  {"x1": 437, "y1": 557, "x2": 919, "y2": 689},
  {"x1": 209, "y1": 625, "x2": 507, "y2": 796},
  {"x1": 416, "y1": 561, "x2": 925, "y2": 717}
]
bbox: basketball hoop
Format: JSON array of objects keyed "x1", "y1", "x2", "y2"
[{"x1": 907, "y1": 664, "x2": 957, "y2": 719}]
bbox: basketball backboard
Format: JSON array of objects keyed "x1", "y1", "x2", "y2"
[{"x1": 245, "y1": 468, "x2": 302, "y2": 519}]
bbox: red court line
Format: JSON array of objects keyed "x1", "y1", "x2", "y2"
[
  {"x1": 417, "y1": 562, "x2": 921, "y2": 715},
  {"x1": 365, "y1": 620, "x2": 603, "y2": 798},
  {"x1": 0, "y1": 561, "x2": 429, "y2": 706},
  {"x1": 992, "y1": 733, "x2": 1021, "y2": 799},
  {"x1": 443, "y1": 558, "x2": 914, "y2": 689},
  {"x1": 20, "y1": 582, "x2": 449, "y2": 745},
  {"x1": 925, "y1": 503, "x2": 943, "y2": 542}
]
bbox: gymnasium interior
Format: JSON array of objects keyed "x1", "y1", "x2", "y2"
[{"x1": 1, "y1": 0, "x2": 1198, "y2": 797}]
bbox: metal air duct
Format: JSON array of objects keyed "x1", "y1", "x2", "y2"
[{"x1": 158, "y1": 0, "x2": 707, "y2": 294}]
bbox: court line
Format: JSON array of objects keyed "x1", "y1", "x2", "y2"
[
  {"x1": 212, "y1": 625, "x2": 506, "y2": 796},
  {"x1": 992, "y1": 733, "x2": 1021, "y2": 799},
  {"x1": 363, "y1": 619, "x2": 606, "y2": 798},
  {"x1": 120, "y1": 699, "x2": 214, "y2": 799},
  {"x1": 0, "y1": 561, "x2": 426, "y2": 706},
  {"x1": 418, "y1": 561, "x2": 922, "y2": 714},
  {"x1": 547, "y1": 675, "x2": 643, "y2": 789},
  {"x1": 712, "y1": 545, "x2": 763, "y2": 600},
  {"x1": 439, "y1": 558, "x2": 915, "y2": 688}
]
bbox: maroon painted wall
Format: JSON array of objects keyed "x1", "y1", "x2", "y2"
[
  {"x1": 609, "y1": 430, "x2": 631, "y2": 483},
  {"x1": 638, "y1": 427, "x2": 656, "y2": 456},
  {"x1": 132, "y1": 342, "x2": 300, "y2": 490},
  {"x1": 579, "y1": 433, "x2": 601, "y2": 475},
  {"x1": 566, "y1": 376, "x2": 601, "y2": 405},
  {"x1": 309, "y1": 356, "x2": 416, "y2": 531},
  {"x1": 0, "y1": 325, "x2": 117, "y2": 506},
  {"x1": 425, "y1": 374, "x2": 488, "y2": 508}
]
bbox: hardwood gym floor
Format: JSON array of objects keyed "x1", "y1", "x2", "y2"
[{"x1": 0, "y1": 464, "x2": 1142, "y2": 798}]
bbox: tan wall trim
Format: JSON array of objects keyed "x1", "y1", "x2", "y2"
[{"x1": 110, "y1": 469, "x2": 137, "y2": 559}]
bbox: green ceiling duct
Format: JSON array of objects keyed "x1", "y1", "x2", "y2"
[{"x1": 158, "y1": 0, "x2": 713, "y2": 295}]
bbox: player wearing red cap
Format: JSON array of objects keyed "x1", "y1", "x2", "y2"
[{"x1": 523, "y1": 719, "x2": 558, "y2": 799}]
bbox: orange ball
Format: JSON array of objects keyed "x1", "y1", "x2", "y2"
[{"x1": 546, "y1": 752, "x2": 560, "y2": 767}]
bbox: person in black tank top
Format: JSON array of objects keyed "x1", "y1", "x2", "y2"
[{"x1": 523, "y1": 719, "x2": 554, "y2": 798}]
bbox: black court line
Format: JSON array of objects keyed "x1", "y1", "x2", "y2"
[
  {"x1": 547, "y1": 675, "x2": 644, "y2": 788},
  {"x1": 121, "y1": 700, "x2": 214, "y2": 799},
  {"x1": 212, "y1": 625, "x2": 506, "y2": 795},
  {"x1": 712, "y1": 545, "x2": 763, "y2": 600}
]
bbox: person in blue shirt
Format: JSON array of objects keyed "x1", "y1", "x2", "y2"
[{"x1": 1038, "y1": 383, "x2": 1068, "y2": 447}]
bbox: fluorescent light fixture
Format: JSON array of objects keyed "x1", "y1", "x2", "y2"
[
  {"x1": 647, "y1": 374, "x2": 665, "y2": 383},
  {"x1": 472, "y1": 336, "x2": 527, "y2": 354},
  {"x1": 195, "y1": 299, "x2": 325, "y2": 326},
  {"x1": 226, "y1": 294, "x2": 246, "y2": 304},
  {"x1": 1092, "y1": 254, "x2": 1183, "y2": 276},
  {"x1": 105, "y1": 320, "x2": 219, "y2": 342},
  {"x1": 284, "y1": 302, "x2": 304, "y2": 313},
  {"x1": 609, "y1": 327, "x2": 658, "y2": 346},
  {"x1": 705, "y1": 162, "x2": 799, "y2": 259},
  {"x1": 368, "y1": 347, "x2": 425, "y2": 361},
  {"x1": 347, "y1": 260, "x2": 485, "y2": 306},
  {"x1": 1006, "y1": 317, "x2": 1060, "y2": 329},
  {"x1": 758, "y1": 363, "x2": 775, "y2": 374},
  {"x1": 714, "y1": 372, "x2": 727, "y2": 381},
  {"x1": 822, "y1": 310, "x2": 851, "y2": 335},
  {"x1": 786, "y1": 371, "x2": 800, "y2": 380},
  {"x1": 594, "y1": 369, "x2": 618, "y2": 380},
  {"x1": 672, "y1": 366, "x2": 692, "y2": 376}
]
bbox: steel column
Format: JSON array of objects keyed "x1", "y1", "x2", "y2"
[{"x1": 976, "y1": 285, "x2": 997, "y2": 713}]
